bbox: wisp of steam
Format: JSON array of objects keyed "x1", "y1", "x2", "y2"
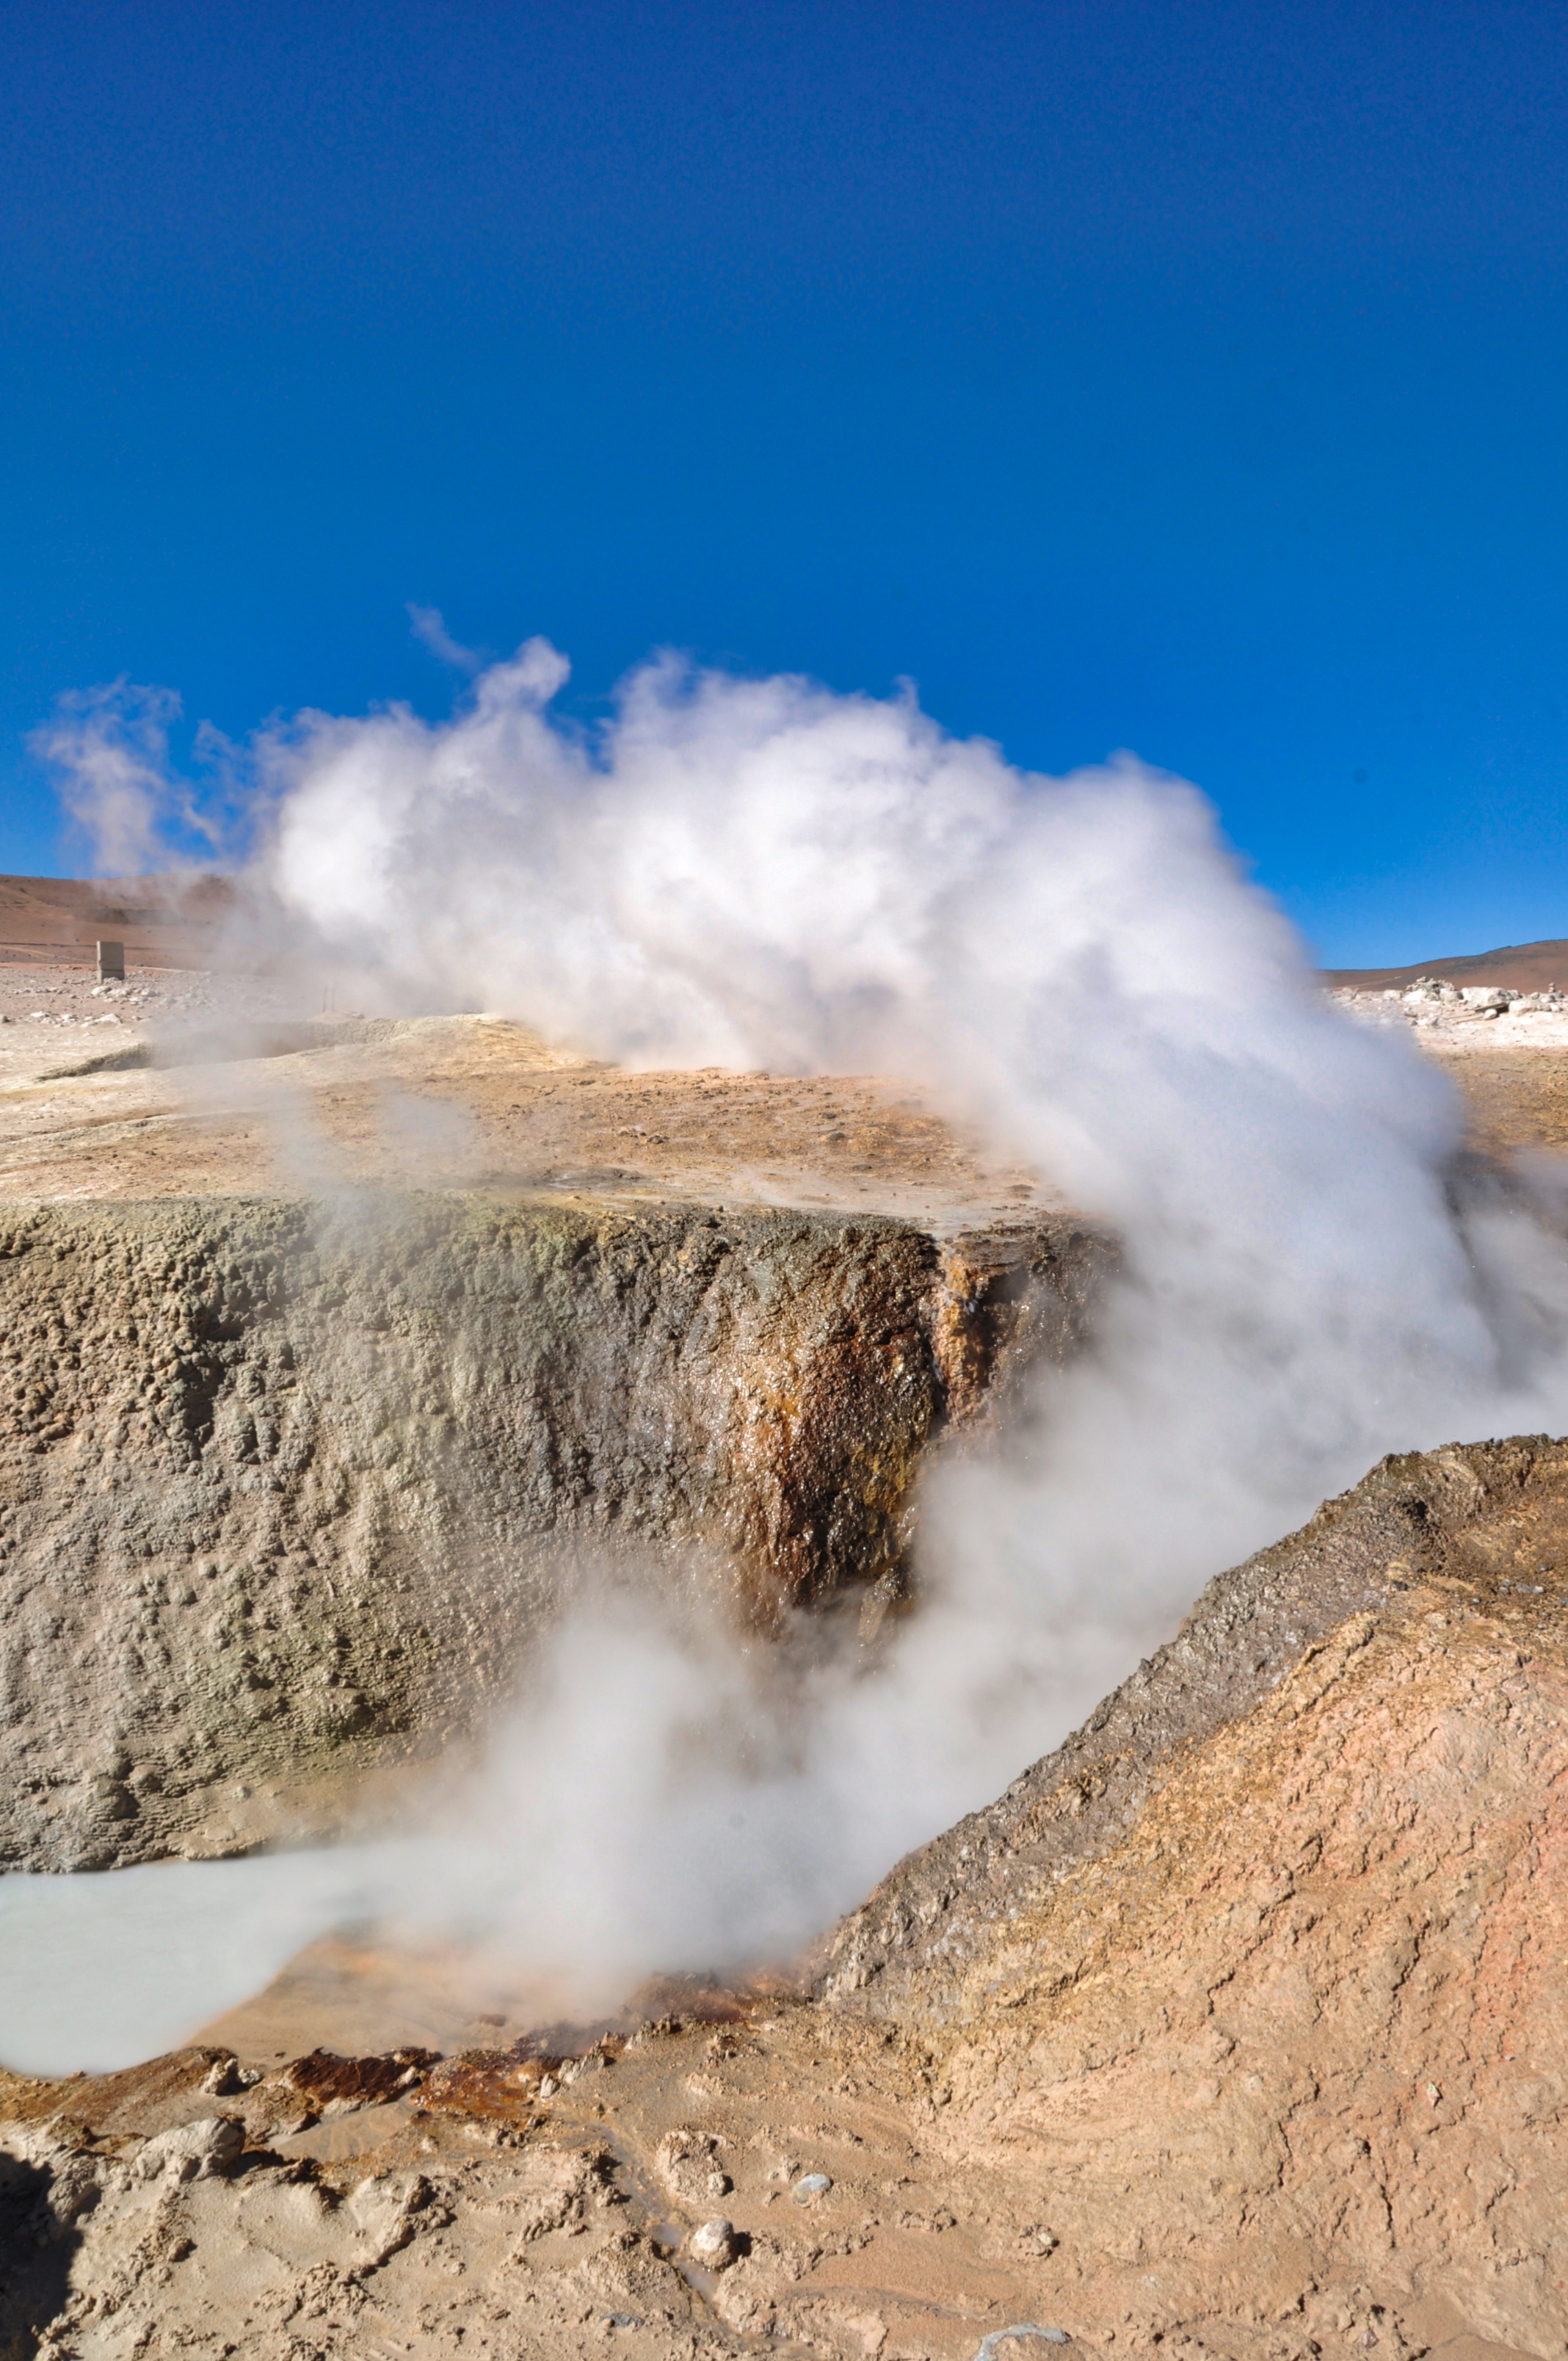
[{"x1": 7, "y1": 637, "x2": 1568, "y2": 2072}]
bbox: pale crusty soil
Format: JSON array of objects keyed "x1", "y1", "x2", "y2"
[
  {"x1": 8, "y1": 960, "x2": 1561, "y2": 1217},
  {"x1": 2, "y1": 1442, "x2": 1566, "y2": 2359},
  {"x1": 0, "y1": 965, "x2": 1048, "y2": 1230},
  {"x1": 1428, "y1": 1045, "x2": 1568, "y2": 1160},
  {"x1": 1318, "y1": 986, "x2": 1568, "y2": 1164}
]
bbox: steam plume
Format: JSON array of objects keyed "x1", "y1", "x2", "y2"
[
  {"x1": 12, "y1": 642, "x2": 1568, "y2": 2073},
  {"x1": 407, "y1": 603, "x2": 485, "y2": 673},
  {"x1": 29, "y1": 681, "x2": 204, "y2": 876}
]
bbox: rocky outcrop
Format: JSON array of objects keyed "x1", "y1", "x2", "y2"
[
  {"x1": 796, "y1": 1435, "x2": 1568, "y2": 2357},
  {"x1": 0, "y1": 1193, "x2": 1107, "y2": 1872},
  {"x1": 818, "y1": 1432, "x2": 1568, "y2": 2015}
]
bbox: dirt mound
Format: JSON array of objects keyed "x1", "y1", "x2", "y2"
[
  {"x1": 818, "y1": 1434, "x2": 1543, "y2": 2013},
  {"x1": 816, "y1": 1435, "x2": 1568, "y2": 2352}
]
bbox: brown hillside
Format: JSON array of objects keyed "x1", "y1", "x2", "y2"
[
  {"x1": 1328, "y1": 935, "x2": 1568, "y2": 992},
  {"x1": 0, "y1": 871, "x2": 230, "y2": 971}
]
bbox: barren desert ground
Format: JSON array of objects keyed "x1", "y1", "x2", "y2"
[{"x1": 0, "y1": 949, "x2": 1564, "y2": 2360}]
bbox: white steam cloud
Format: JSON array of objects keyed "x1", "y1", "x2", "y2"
[
  {"x1": 28, "y1": 681, "x2": 219, "y2": 877},
  {"x1": 406, "y1": 602, "x2": 486, "y2": 674},
  {"x1": 11, "y1": 641, "x2": 1568, "y2": 2073}
]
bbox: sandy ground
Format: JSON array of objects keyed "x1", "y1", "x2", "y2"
[
  {"x1": 0, "y1": 964, "x2": 1047, "y2": 1231},
  {"x1": 1427, "y1": 1042, "x2": 1568, "y2": 1159},
  {"x1": 7, "y1": 962, "x2": 1568, "y2": 1223},
  {"x1": 1332, "y1": 985, "x2": 1568, "y2": 1158}
]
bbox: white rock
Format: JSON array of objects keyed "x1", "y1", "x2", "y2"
[
  {"x1": 975, "y1": 2333, "x2": 1072, "y2": 2357},
  {"x1": 688, "y1": 2217, "x2": 739, "y2": 2268},
  {"x1": 134, "y1": 2115, "x2": 244, "y2": 2182}
]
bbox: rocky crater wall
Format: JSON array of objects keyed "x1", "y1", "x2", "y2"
[
  {"x1": 0, "y1": 1193, "x2": 1108, "y2": 1873},
  {"x1": 820, "y1": 1431, "x2": 1568, "y2": 2020}
]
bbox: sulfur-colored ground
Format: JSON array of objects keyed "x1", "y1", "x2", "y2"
[{"x1": 0, "y1": 963, "x2": 1045, "y2": 1230}]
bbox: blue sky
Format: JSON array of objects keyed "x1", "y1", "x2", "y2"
[{"x1": 2, "y1": 0, "x2": 1567, "y2": 964}]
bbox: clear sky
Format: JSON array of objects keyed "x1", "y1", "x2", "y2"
[{"x1": 2, "y1": 0, "x2": 1567, "y2": 965}]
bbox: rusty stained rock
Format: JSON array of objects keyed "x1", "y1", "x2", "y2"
[{"x1": 0, "y1": 1196, "x2": 1110, "y2": 1873}]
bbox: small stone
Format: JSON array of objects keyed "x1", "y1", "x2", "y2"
[
  {"x1": 136, "y1": 2115, "x2": 244, "y2": 2181},
  {"x1": 974, "y1": 2332, "x2": 1071, "y2": 2359},
  {"x1": 791, "y1": 2172, "x2": 832, "y2": 2202},
  {"x1": 687, "y1": 2217, "x2": 738, "y2": 2269},
  {"x1": 538, "y1": 2074, "x2": 559, "y2": 2097}
]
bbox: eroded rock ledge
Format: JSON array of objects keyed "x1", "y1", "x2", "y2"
[
  {"x1": 819, "y1": 1431, "x2": 1568, "y2": 2017},
  {"x1": 0, "y1": 1193, "x2": 1108, "y2": 1871}
]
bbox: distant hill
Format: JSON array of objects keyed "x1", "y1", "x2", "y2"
[
  {"x1": 1327, "y1": 937, "x2": 1568, "y2": 993},
  {"x1": 0, "y1": 873, "x2": 231, "y2": 971},
  {"x1": 1, "y1": 871, "x2": 1563, "y2": 998}
]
